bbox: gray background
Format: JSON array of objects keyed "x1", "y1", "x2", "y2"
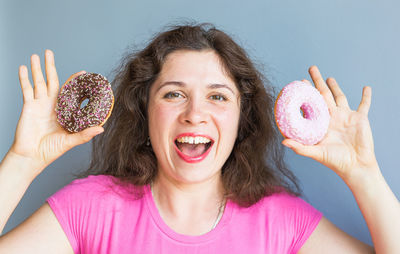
[{"x1": 2, "y1": 0, "x2": 399, "y2": 246}]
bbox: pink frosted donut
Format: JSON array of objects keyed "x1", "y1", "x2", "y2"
[
  {"x1": 56, "y1": 72, "x2": 114, "y2": 133},
  {"x1": 274, "y1": 81, "x2": 330, "y2": 145}
]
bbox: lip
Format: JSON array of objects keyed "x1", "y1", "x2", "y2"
[{"x1": 174, "y1": 133, "x2": 214, "y2": 163}]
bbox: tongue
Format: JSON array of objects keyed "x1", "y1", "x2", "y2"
[{"x1": 177, "y1": 143, "x2": 207, "y2": 157}]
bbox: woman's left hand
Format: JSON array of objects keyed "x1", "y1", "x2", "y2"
[{"x1": 282, "y1": 66, "x2": 379, "y2": 182}]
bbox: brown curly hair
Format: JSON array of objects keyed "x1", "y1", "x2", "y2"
[{"x1": 78, "y1": 22, "x2": 301, "y2": 207}]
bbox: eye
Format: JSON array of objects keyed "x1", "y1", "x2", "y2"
[
  {"x1": 210, "y1": 94, "x2": 227, "y2": 101},
  {"x1": 163, "y1": 91, "x2": 183, "y2": 99}
]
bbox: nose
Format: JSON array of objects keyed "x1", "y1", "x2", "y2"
[{"x1": 179, "y1": 97, "x2": 208, "y2": 125}]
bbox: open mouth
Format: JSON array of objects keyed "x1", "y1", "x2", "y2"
[{"x1": 174, "y1": 134, "x2": 214, "y2": 163}]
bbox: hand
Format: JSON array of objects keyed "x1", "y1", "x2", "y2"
[
  {"x1": 8, "y1": 50, "x2": 104, "y2": 176},
  {"x1": 282, "y1": 66, "x2": 379, "y2": 181}
]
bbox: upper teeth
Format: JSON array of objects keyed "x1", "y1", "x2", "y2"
[{"x1": 177, "y1": 136, "x2": 211, "y2": 144}]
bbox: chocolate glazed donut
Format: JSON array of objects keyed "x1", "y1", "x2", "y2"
[{"x1": 56, "y1": 73, "x2": 114, "y2": 133}]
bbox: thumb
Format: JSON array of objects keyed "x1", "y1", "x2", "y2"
[
  {"x1": 282, "y1": 139, "x2": 322, "y2": 160},
  {"x1": 66, "y1": 126, "x2": 104, "y2": 148}
]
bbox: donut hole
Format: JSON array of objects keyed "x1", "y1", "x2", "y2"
[
  {"x1": 300, "y1": 103, "x2": 314, "y2": 119},
  {"x1": 80, "y1": 97, "x2": 90, "y2": 109},
  {"x1": 299, "y1": 108, "x2": 306, "y2": 118}
]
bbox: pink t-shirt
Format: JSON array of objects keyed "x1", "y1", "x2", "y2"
[{"x1": 47, "y1": 175, "x2": 322, "y2": 254}]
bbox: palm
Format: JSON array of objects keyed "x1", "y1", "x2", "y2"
[
  {"x1": 313, "y1": 106, "x2": 376, "y2": 177},
  {"x1": 9, "y1": 50, "x2": 102, "y2": 173},
  {"x1": 12, "y1": 96, "x2": 69, "y2": 167}
]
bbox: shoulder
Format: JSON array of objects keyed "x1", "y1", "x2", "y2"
[
  {"x1": 257, "y1": 191, "x2": 317, "y2": 211},
  {"x1": 48, "y1": 175, "x2": 115, "y2": 199},
  {"x1": 44, "y1": 175, "x2": 147, "y2": 252},
  {"x1": 46, "y1": 174, "x2": 144, "y2": 210},
  {"x1": 228, "y1": 191, "x2": 323, "y2": 252},
  {"x1": 249, "y1": 191, "x2": 323, "y2": 228},
  {"x1": 255, "y1": 191, "x2": 323, "y2": 252}
]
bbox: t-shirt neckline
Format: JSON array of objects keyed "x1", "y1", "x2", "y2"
[{"x1": 143, "y1": 184, "x2": 233, "y2": 244}]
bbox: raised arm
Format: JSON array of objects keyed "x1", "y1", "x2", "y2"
[
  {"x1": 286, "y1": 66, "x2": 400, "y2": 254},
  {"x1": 0, "y1": 50, "x2": 103, "y2": 253}
]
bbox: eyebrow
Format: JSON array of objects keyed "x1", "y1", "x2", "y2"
[{"x1": 156, "y1": 81, "x2": 236, "y2": 95}]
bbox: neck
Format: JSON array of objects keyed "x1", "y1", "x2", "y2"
[{"x1": 151, "y1": 171, "x2": 226, "y2": 234}]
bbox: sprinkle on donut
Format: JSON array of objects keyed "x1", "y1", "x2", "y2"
[
  {"x1": 274, "y1": 81, "x2": 330, "y2": 145},
  {"x1": 56, "y1": 72, "x2": 114, "y2": 133}
]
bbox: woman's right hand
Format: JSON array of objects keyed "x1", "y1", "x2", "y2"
[{"x1": 8, "y1": 50, "x2": 104, "y2": 176}]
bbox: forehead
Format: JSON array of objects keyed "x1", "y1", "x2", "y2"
[{"x1": 155, "y1": 50, "x2": 236, "y2": 89}]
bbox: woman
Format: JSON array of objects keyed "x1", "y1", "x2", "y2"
[{"x1": 0, "y1": 24, "x2": 398, "y2": 253}]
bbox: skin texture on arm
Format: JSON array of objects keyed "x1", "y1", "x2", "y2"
[
  {"x1": 0, "y1": 203, "x2": 74, "y2": 254},
  {"x1": 285, "y1": 66, "x2": 400, "y2": 253},
  {"x1": 299, "y1": 217, "x2": 374, "y2": 253},
  {"x1": 0, "y1": 152, "x2": 38, "y2": 235}
]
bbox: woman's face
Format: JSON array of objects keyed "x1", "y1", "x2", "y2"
[{"x1": 148, "y1": 50, "x2": 240, "y2": 185}]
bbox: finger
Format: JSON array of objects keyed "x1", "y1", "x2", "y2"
[
  {"x1": 62, "y1": 70, "x2": 86, "y2": 89},
  {"x1": 65, "y1": 126, "x2": 104, "y2": 149},
  {"x1": 301, "y1": 79, "x2": 312, "y2": 85},
  {"x1": 30, "y1": 54, "x2": 47, "y2": 99},
  {"x1": 308, "y1": 66, "x2": 336, "y2": 109},
  {"x1": 18, "y1": 65, "x2": 34, "y2": 103},
  {"x1": 45, "y1": 49, "x2": 60, "y2": 97},
  {"x1": 357, "y1": 86, "x2": 372, "y2": 115},
  {"x1": 282, "y1": 139, "x2": 322, "y2": 160},
  {"x1": 326, "y1": 77, "x2": 349, "y2": 108}
]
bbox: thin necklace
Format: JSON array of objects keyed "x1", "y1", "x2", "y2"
[
  {"x1": 150, "y1": 183, "x2": 226, "y2": 231},
  {"x1": 212, "y1": 197, "x2": 226, "y2": 230}
]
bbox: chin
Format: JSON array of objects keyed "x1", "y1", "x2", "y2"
[{"x1": 169, "y1": 164, "x2": 222, "y2": 185}]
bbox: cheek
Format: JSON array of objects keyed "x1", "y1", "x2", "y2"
[
  {"x1": 214, "y1": 105, "x2": 240, "y2": 139},
  {"x1": 149, "y1": 103, "x2": 175, "y2": 137}
]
